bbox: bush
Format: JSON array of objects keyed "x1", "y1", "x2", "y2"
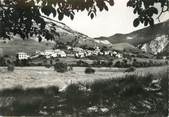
[
  {"x1": 125, "y1": 66, "x2": 136, "y2": 72},
  {"x1": 64, "y1": 84, "x2": 86, "y2": 109},
  {"x1": 44, "y1": 86, "x2": 59, "y2": 96},
  {"x1": 54, "y1": 62, "x2": 68, "y2": 73},
  {"x1": 0, "y1": 57, "x2": 6, "y2": 66},
  {"x1": 85, "y1": 67, "x2": 95, "y2": 74},
  {"x1": 114, "y1": 61, "x2": 121, "y2": 67},
  {"x1": 77, "y1": 60, "x2": 89, "y2": 67},
  {"x1": 7, "y1": 63, "x2": 15, "y2": 72},
  {"x1": 45, "y1": 64, "x2": 52, "y2": 68}
]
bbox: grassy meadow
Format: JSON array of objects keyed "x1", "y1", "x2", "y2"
[
  {"x1": 0, "y1": 65, "x2": 168, "y2": 116},
  {"x1": 0, "y1": 66, "x2": 167, "y2": 90},
  {"x1": 0, "y1": 72, "x2": 168, "y2": 116}
]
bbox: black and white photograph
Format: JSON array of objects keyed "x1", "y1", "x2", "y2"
[{"x1": 0, "y1": 0, "x2": 169, "y2": 116}]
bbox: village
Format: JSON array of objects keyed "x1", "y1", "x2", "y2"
[
  {"x1": 17, "y1": 46, "x2": 123, "y2": 60},
  {"x1": 0, "y1": 43, "x2": 167, "y2": 68},
  {"x1": 14, "y1": 46, "x2": 123, "y2": 66},
  {"x1": 0, "y1": 0, "x2": 169, "y2": 116}
]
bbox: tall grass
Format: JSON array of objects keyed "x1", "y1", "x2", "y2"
[{"x1": 0, "y1": 73, "x2": 168, "y2": 116}]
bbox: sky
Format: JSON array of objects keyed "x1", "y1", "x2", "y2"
[{"x1": 53, "y1": 0, "x2": 169, "y2": 38}]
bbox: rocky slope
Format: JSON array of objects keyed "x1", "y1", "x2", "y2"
[{"x1": 95, "y1": 20, "x2": 169, "y2": 54}]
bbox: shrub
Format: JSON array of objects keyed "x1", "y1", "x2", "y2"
[
  {"x1": 45, "y1": 64, "x2": 52, "y2": 68},
  {"x1": 65, "y1": 84, "x2": 86, "y2": 108},
  {"x1": 77, "y1": 60, "x2": 89, "y2": 67},
  {"x1": 0, "y1": 85, "x2": 24, "y2": 96},
  {"x1": 107, "y1": 61, "x2": 113, "y2": 67},
  {"x1": 132, "y1": 60, "x2": 140, "y2": 67},
  {"x1": 7, "y1": 63, "x2": 15, "y2": 72},
  {"x1": 85, "y1": 67, "x2": 95, "y2": 74},
  {"x1": 54, "y1": 62, "x2": 68, "y2": 73},
  {"x1": 92, "y1": 60, "x2": 101, "y2": 67},
  {"x1": 25, "y1": 87, "x2": 46, "y2": 96},
  {"x1": 125, "y1": 66, "x2": 136, "y2": 72},
  {"x1": 44, "y1": 86, "x2": 59, "y2": 96},
  {"x1": 114, "y1": 61, "x2": 121, "y2": 67},
  {"x1": 0, "y1": 57, "x2": 6, "y2": 66},
  {"x1": 165, "y1": 61, "x2": 168, "y2": 65}
]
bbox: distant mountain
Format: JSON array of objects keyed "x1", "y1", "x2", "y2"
[
  {"x1": 0, "y1": 17, "x2": 108, "y2": 56},
  {"x1": 1, "y1": 17, "x2": 168, "y2": 57},
  {"x1": 1, "y1": 16, "x2": 120, "y2": 57},
  {"x1": 44, "y1": 18, "x2": 91, "y2": 43},
  {"x1": 95, "y1": 20, "x2": 169, "y2": 46},
  {"x1": 95, "y1": 20, "x2": 169, "y2": 54}
]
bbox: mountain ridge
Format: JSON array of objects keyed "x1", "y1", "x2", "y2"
[
  {"x1": 95, "y1": 20, "x2": 169, "y2": 45},
  {"x1": 0, "y1": 17, "x2": 168, "y2": 57},
  {"x1": 95, "y1": 19, "x2": 169, "y2": 54}
]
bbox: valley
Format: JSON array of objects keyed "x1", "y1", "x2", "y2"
[{"x1": 0, "y1": 13, "x2": 168, "y2": 117}]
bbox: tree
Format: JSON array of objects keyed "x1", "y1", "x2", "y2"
[
  {"x1": 54, "y1": 62, "x2": 68, "y2": 73},
  {"x1": 101, "y1": 46, "x2": 109, "y2": 52},
  {"x1": 0, "y1": 0, "x2": 114, "y2": 40},
  {"x1": 0, "y1": 0, "x2": 168, "y2": 40},
  {"x1": 127, "y1": 0, "x2": 169, "y2": 27}
]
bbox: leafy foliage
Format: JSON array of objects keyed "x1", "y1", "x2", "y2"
[
  {"x1": 125, "y1": 66, "x2": 136, "y2": 72},
  {"x1": 85, "y1": 67, "x2": 95, "y2": 74},
  {"x1": 127, "y1": 0, "x2": 169, "y2": 27},
  {"x1": 0, "y1": 0, "x2": 114, "y2": 39},
  {"x1": 0, "y1": 0, "x2": 168, "y2": 40},
  {"x1": 54, "y1": 62, "x2": 68, "y2": 73},
  {"x1": 7, "y1": 62, "x2": 15, "y2": 72}
]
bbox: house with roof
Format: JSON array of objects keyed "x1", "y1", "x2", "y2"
[
  {"x1": 75, "y1": 52, "x2": 85, "y2": 58},
  {"x1": 73, "y1": 47, "x2": 84, "y2": 52},
  {"x1": 17, "y1": 52, "x2": 30, "y2": 60},
  {"x1": 54, "y1": 49, "x2": 67, "y2": 57}
]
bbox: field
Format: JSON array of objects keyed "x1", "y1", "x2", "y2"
[
  {"x1": 0, "y1": 39, "x2": 54, "y2": 56},
  {"x1": 0, "y1": 66, "x2": 168, "y2": 90},
  {"x1": 0, "y1": 66, "x2": 168, "y2": 116}
]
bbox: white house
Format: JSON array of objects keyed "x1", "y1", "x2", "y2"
[
  {"x1": 112, "y1": 51, "x2": 118, "y2": 55},
  {"x1": 104, "y1": 51, "x2": 111, "y2": 55},
  {"x1": 35, "y1": 50, "x2": 41, "y2": 54},
  {"x1": 67, "y1": 53, "x2": 74, "y2": 57},
  {"x1": 73, "y1": 47, "x2": 83, "y2": 52},
  {"x1": 53, "y1": 49, "x2": 66, "y2": 57},
  {"x1": 86, "y1": 50, "x2": 92, "y2": 56},
  {"x1": 57, "y1": 51, "x2": 67, "y2": 57},
  {"x1": 36, "y1": 49, "x2": 67, "y2": 58},
  {"x1": 17, "y1": 52, "x2": 30, "y2": 60},
  {"x1": 51, "y1": 53, "x2": 58, "y2": 58},
  {"x1": 44, "y1": 49, "x2": 54, "y2": 56},
  {"x1": 66, "y1": 46, "x2": 72, "y2": 50},
  {"x1": 163, "y1": 56, "x2": 167, "y2": 60},
  {"x1": 75, "y1": 52, "x2": 85, "y2": 58},
  {"x1": 116, "y1": 53, "x2": 123, "y2": 58}
]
